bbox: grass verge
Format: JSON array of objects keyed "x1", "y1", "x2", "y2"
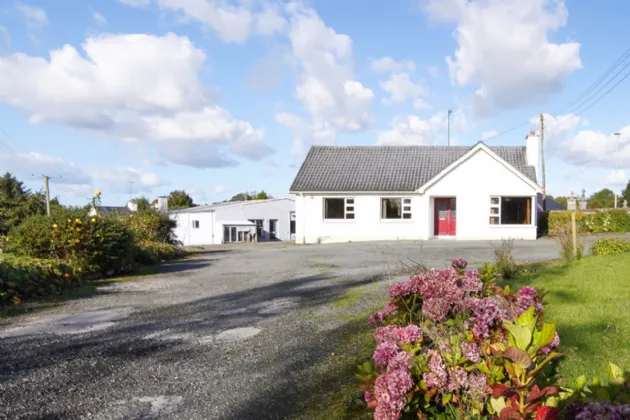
[{"x1": 503, "y1": 255, "x2": 630, "y2": 382}]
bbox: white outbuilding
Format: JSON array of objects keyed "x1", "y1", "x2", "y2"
[{"x1": 169, "y1": 198, "x2": 296, "y2": 246}]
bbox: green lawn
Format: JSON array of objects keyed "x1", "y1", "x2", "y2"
[{"x1": 505, "y1": 255, "x2": 630, "y2": 383}]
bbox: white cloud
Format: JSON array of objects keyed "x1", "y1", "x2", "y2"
[
  {"x1": 0, "y1": 33, "x2": 273, "y2": 168},
  {"x1": 424, "y1": 0, "x2": 581, "y2": 117},
  {"x1": 276, "y1": 112, "x2": 335, "y2": 156},
  {"x1": 377, "y1": 114, "x2": 447, "y2": 146},
  {"x1": 413, "y1": 98, "x2": 432, "y2": 111},
  {"x1": 15, "y1": 2, "x2": 48, "y2": 27},
  {"x1": 605, "y1": 169, "x2": 627, "y2": 187},
  {"x1": 0, "y1": 152, "x2": 91, "y2": 185},
  {"x1": 537, "y1": 113, "x2": 630, "y2": 168},
  {"x1": 90, "y1": 6, "x2": 107, "y2": 26},
  {"x1": 370, "y1": 57, "x2": 416, "y2": 73},
  {"x1": 121, "y1": 0, "x2": 286, "y2": 43},
  {"x1": 380, "y1": 72, "x2": 427, "y2": 105},
  {"x1": 279, "y1": 3, "x2": 374, "y2": 153},
  {"x1": 92, "y1": 167, "x2": 167, "y2": 195},
  {"x1": 213, "y1": 185, "x2": 227, "y2": 194}
]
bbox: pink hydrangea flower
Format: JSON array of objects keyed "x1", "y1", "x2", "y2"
[
  {"x1": 373, "y1": 341, "x2": 399, "y2": 367},
  {"x1": 468, "y1": 373, "x2": 490, "y2": 399},
  {"x1": 422, "y1": 297, "x2": 450, "y2": 321},
  {"x1": 460, "y1": 341, "x2": 481, "y2": 363},
  {"x1": 397, "y1": 325, "x2": 422, "y2": 343},
  {"x1": 451, "y1": 258, "x2": 468, "y2": 270},
  {"x1": 374, "y1": 352, "x2": 413, "y2": 420},
  {"x1": 447, "y1": 367, "x2": 469, "y2": 392},
  {"x1": 423, "y1": 351, "x2": 448, "y2": 388}
]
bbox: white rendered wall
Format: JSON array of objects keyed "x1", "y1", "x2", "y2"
[
  {"x1": 213, "y1": 199, "x2": 295, "y2": 241},
  {"x1": 295, "y1": 149, "x2": 538, "y2": 244},
  {"x1": 425, "y1": 149, "x2": 537, "y2": 240},
  {"x1": 170, "y1": 212, "x2": 216, "y2": 246}
]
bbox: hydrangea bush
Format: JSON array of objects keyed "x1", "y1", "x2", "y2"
[{"x1": 358, "y1": 259, "x2": 564, "y2": 420}]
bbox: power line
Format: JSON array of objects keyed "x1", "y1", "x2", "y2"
[{"x1": 485, "y1": 44, "x2": 630, "y2": 143}]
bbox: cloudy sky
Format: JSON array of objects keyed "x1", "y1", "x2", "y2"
[{"x1": 0, "y1": 0, "x2": 629, "y2": 206}]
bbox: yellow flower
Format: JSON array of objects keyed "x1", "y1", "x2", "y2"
[
  {"x1": 74, "y1": 239, "x2": 80, "y2": 243},
  {"x1": 52, "y1": 224, "x2": 58, "y2": 228},
  {"x1": 67, "y1": 219, "x2": 71, "y2": 223},
  {"x1": 68, "y1": 239, "x2": 72, "y2": 243},
  {"x1": 94, "y1": 189, "x2": 101, "y2": 196},
  {"x1": 91, "y1": 218, "x2": 96, "y2": 223},
  {"x1": 76, "y1": 228, "x2": 81, "y2": 232},
  {"x1": 75, "y1": 219, "x2": 82, "y2": 224}
]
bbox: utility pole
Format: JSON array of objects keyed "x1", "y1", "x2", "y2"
[
  {"x1": 43, "y1": 175, "x2": 51, "y2": 216},
  {"x1": 540, "y1": 113, "x2": 546, "y2": 211},
  {"x1": 447, "y1": 109, "x2": 453, "y2": 146},
  {"x1": 614, "y1": 132, "x2": 621, "y2": 208}
]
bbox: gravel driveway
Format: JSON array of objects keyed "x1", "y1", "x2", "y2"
[{"x1": 0, "y1": 237, "x2": 609, "y2": 419}]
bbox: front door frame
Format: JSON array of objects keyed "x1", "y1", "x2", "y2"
[{"x1": 433, "y1": 197, "x2": 457, "y2": 237}]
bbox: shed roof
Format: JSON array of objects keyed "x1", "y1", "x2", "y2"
[
  {"x1": 168, "y1": 198, "x2": 294, "y2": 214},
  {"x1": 289, "y1": 145, "x2": 537, "y2": 192}
]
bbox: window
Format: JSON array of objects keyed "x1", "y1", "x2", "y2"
[
  {"x1": 290, "y1": 220, "x2": 296, "y2": 234},
  {"x1": 324, "y1": 198, "x2": 355, "y2": 220},
  {"x1": 249, "y1": 220, "x2": 264, "y2": 240},
  {"x1": 192, "y1": 220, "x2": 200, "y2": 229},
  {"x1": 490, "y1": 196, "x2": 532, "y2": 225},
  {"x1": 381, "y1": 198, "x2": 412, "y2": 220}
]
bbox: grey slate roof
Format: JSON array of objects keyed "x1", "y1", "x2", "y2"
[
  {"x1": 289, "y1": 145, "x2": 538, "y2": 192},
  {"x1": 95, "y1": 206, "x2": 133, "y2": 215}
]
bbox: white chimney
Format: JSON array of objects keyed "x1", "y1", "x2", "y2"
[
  {"x1": 526, "y1": 131, "x2": 540, "y2": 181},
  {"x1": 156, "y1": 196, "x2": 168, "y2": 213},
  {"x1": 127, "y1": 199, "x2": 138, "y2": 212}
]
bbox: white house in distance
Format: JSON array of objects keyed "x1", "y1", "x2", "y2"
[
  {"x1": 169, "y1": 198, "x2": 296, "y2": 246},
  {"x1": 290, "y1": 133, "x2": 543, "y2": 244}
]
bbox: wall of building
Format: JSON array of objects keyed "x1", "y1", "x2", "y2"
[
  {"x1": 170, "y1": 199, "x2": 296, "y2": 245},
  {"x1": 170, "y1": 212, "x2": 216, "y2": 246},
  {"x1": 426, "y1": 149, "x2": 538, "y2": 240},
  {"x1": 214, "y1": 199, "x2": 295, "y2": 242},
  {"x1": 295, "y1": 149, "x2": 539, "y2": 244}
]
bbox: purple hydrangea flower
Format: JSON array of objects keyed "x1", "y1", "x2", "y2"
[
  {"x1": 423, "y1": 351, "x2": 448, "y2": 388},
  {"x1": 471, "y1": 297, "x2": 503, "y2": 338},
  {"x1": 451, "y1": 258, "x2": 468, "y2": 270},
  {"x1": 516, "y1": 286, "x2": 538, "y2": 312},
  {"x1": 422, "y1": 297, "x2": 450, "y2": 321},
  {"x1": 468, "y1": 374, "x2": 490, "y2": 399},
  {"x1": 374, "y1": 352, "x2": 414, "y2": 420},
  {"x1": 447, "y1": 367, "x2": 469, "y2": 392}
]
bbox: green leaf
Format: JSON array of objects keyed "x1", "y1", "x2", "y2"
[
  {"x1": 504, "y1": 322, "x2": 532, "y2": 350},
  {"x1": 592, "y1": 376, "x2": 601, "y2": 387},
  {"x1": 575, "y1": 375, "x2": 587, "y2": 390},
  {"x1": 503, "y1": 347, "x2": 533, "y2": 369},
  {"x1": 607, "y1": 362, "x2": 623, "y2": 381},
  {"x1": 534, "y1": 323, "x2": 556, "y2": 347},
  {"x1": 516, "y1": 306, "x2": 537, "y2": 331},
  {"x1": 442, "y1": 393, "x2": 453, "y2": 405},
  {"x1": 490, "y1": 397, "x2": 507, "y2": 414}
]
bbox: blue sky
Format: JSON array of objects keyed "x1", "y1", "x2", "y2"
[{"x1": 0, "y1": 0, "x2": 629, "y2": 206}]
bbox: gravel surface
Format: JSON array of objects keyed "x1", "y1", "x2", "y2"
[{"x1": 0, "y1": 237, "x2": 617, "y2": 419}]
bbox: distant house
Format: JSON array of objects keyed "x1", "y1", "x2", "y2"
[
  {"x1": 290, "y1": 133, "x2": 543, "y2": 244},
  {"x1": 169, "y1": 198, "x2": 296, "y2": 245},
  {"x1": 88, "y1": 200, "x2": 137, "y2": 217},
  {"x1": 536, "y1": 194, "x2": 567, "y2": 212}
]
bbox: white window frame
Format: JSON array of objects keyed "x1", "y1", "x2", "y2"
[
  {"x1": 381, "y1": 197, "x2": 412, "y2": 220},
  {"x1": 489, "y1": 196, "x2": 534, "y2": 226},
  {"x1": 323, "y1": 197, "x2": 355, "y2": 220},
  {"x1": 192, "y1": 220, "x2": 200, "y2": 229}
]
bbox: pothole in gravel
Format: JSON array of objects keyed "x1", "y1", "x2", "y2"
[
  {"x1": 0, "y1": 306, "x2": 134, "y2": 338},
  {"x1": 253, "y1": 297, "x2": 301, "y2": 315}
]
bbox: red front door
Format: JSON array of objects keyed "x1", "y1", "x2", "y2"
[{"x1": 434, "y1": 198, "x2": 457, "y2": 236}]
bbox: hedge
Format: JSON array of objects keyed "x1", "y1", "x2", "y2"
[
  {"x1": 591, "y1": 238, "x2": 630, "y2": 256},
  {"x1": 0, "y1": 255, "x2": 80, "y2": 305},
  {"x1": 548, "y1": 209, "x2": 630, "y2": 236}
]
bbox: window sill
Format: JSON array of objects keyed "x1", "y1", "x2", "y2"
[
  {"x1": 489, "y1": 224, "x2": 535, "y2": 228},
  {"x1": 323, "y1": 219, "x2": 356, "y2": 223},
  {"x1": 380, "y1": 219, "x2": 414, "y2": 223}
]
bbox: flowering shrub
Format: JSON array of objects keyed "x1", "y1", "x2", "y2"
[
  {"x1": 359, "y1": 259, "x2": 565, "y2": 419},
  {"x1": 0, "y1": 255, "x2": 79, "y2": 305}
]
